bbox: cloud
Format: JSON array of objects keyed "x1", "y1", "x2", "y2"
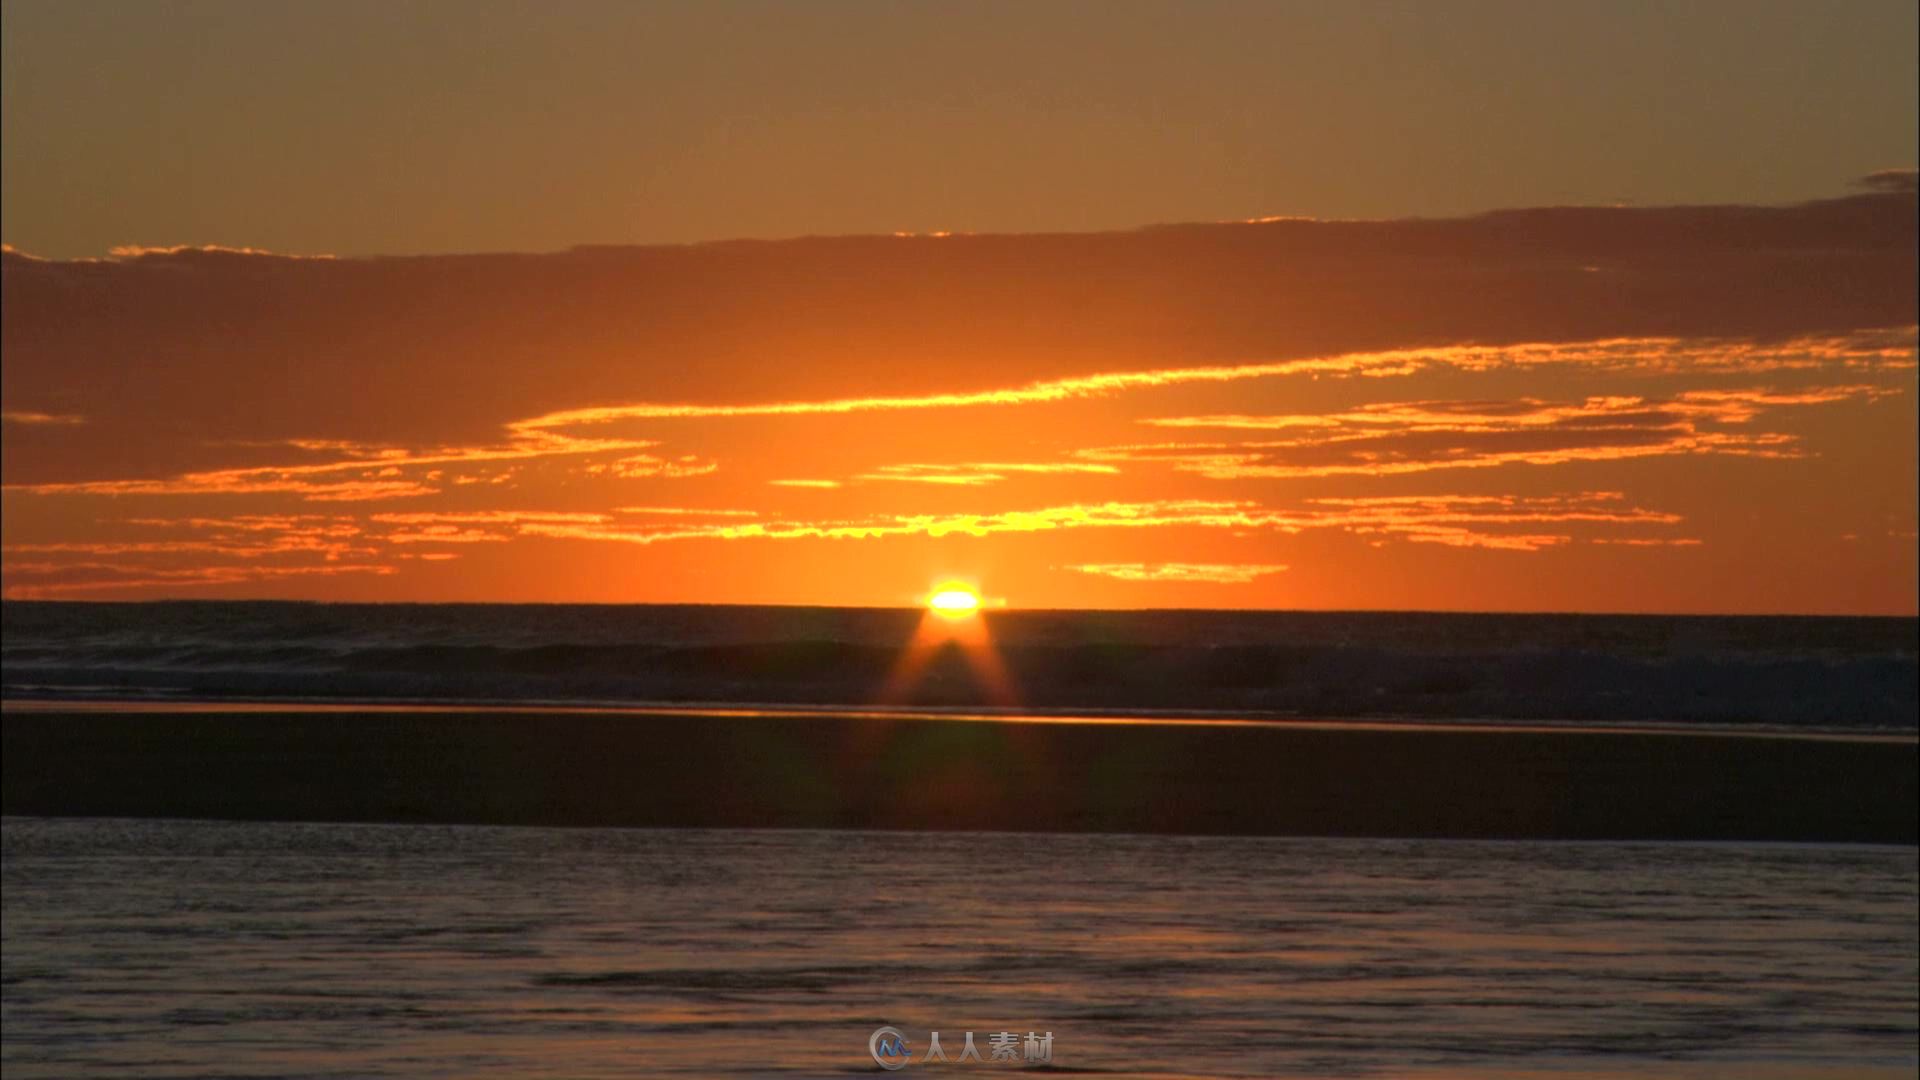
[
  {"x1": 1067, "y1": 562, "x2": 1289, "y2": 583},
  {"x1": 497, "y1": 331, "x2": 1915, "y2": 448},
  {"x1": 1292, "y1": 492, "x2": 1680, "y2": 551},
  {"x1": 1, "y1": 410, "x2": 84, "y2": 426},
  {"x1": 3, "y1": 431, "x2": 665, "y2": 501},
  {"x1": 10, "y1": 334, "x2": 1902, "y2": 510},
  {"x1": 367, "y1": 510, "x2": 610, "y2": 525},
  {"x1": 514, "y1": 499, "x2": 1278, "y2": 545},
  {"x1": 1142, "y1": 385, "x2": 1895, "y2": 431},
  {"x1": 1397, "y1": 529, "x2": 1572, "y2": 551},
  {"x1": 18, "y1": 333, "x2": 1842, "y2": 510},
  {"x1": 371, "y1": 523, "x2": 502, "y2": 544},
  {"x1": 3, "y1": 192, "x2": 1913, "y2": 606},
  {"x1": 366, "y1": 510, "x2": 609, "y2": 544},
  {"x1": 127, "y1": 514, "x2": 364, "y2": 535},
  {"x1": 584, "y1": 453, "x2": 718, "y2": 479},
  {"x1": 105, "y1": 244, "x2": 336, "y2": 260},
  {"x1": 0, "y1": 489, "x2": 1696, "y2": 598},
  {"x1": 1, "y1": 560, "x2": 394, "y2": 599},
  {"x1": 508, "y1": 491, "x2": 1680, "y2": 552},
  {"x1": 6, "y1": 473, "x2": 441, "y2": 502},
  {"x1": 1300, "y1": 491, "x2": 1677, "y2": 522},
  {"x1": 1101, "y1": 385, "x2": 1894, "y2": 479},
  {"x1": 5, "y1": 514, "x2": 374, "y2": 561},
  {"x1": 860, "y1": 462, "x2": 1122, "y2": 485},
  {"x1": 1856, "y1": 169, "x2": 1918, "y2": 194},
  {"x1": 858, "y1": 468, "x2": 1001, "y2": 486},
  {"x1": 614, "y1": 506, "x2": 760, "y2": 517},
  {"x1": 5, "y1": 190, "x2": 1912, "y2": 489}
]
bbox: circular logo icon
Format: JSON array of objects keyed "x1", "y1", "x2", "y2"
[{"x1": 869, "y1": 1026, "x2": 912, "y2": 1070}]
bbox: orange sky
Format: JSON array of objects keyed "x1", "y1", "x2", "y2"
[
  {"x1": 3, "y1": 190, "x2": 1916, "y2": 612},
  {"x1": 5, "y1": 2, "x2": 1915, "y2": 613}
]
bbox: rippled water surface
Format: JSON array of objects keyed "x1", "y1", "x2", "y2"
[
  {"x1": 3, "y1": 818, "x2": 1915, "y2": 1078},
  {"x1": 9, "y1": 601, "x2": 1914, "y2": 726}
]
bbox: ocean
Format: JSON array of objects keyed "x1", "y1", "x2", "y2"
[
  {"x1": 2, "y1": 602, "x2": 1915, "y2": 1076},
  {"x1": 4, "y1": 601, "x2": 1915, "y2": 727},
  {"x1": 3, "y1": 818, "x2": 1915, "y2": 1078}
]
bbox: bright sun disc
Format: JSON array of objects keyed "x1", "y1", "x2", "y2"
[{"x1": 927, "y1": 585, "x2": 982, "y2": 618}]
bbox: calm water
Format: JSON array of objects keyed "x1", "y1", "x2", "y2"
[{"x1": 2, "y1": 818, "x2": 1914, "y2": 1078}]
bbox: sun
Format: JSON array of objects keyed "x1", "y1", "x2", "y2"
[{"x1": 926, "y1": 582, "x2": 982, "y2": 619}]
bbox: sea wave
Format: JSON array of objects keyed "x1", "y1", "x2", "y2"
[{"x1": 4, "y1": 601, "x2": 1914, "y2": 727}]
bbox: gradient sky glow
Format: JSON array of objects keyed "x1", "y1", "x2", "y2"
[
  {"x1": 2, "y1": 1, "x2": 1916, "y2": 612},
  {"x1": 5, "y1": 0, "x2": 1917, "y2": 257}
]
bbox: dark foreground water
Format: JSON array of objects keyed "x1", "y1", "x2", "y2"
[{"x1": 3, "y1": 818, "x2": 1914, "y2": 1078}]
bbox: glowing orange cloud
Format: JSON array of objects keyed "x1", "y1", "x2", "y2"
[
  {"x1": 2, "y1": 411, "x2": 85, "y2": 426},
  {"x1": 860, "y1": 462, "x2": 1122, "y2": 485},
  {"x1": 585, "y1": 453, "x2": 718, "y2": 478},
  {"x1": 1068, "y1": 562, "x2": 1289, "y2": 583},
  {"x1": 105, "y1": 245, "x2": 336, "y2": 260},
  {"x1": 1090, "y1": 385, "x2": 1897, "y2": 479},
  {"x1": 615, "y1": 506, "x2": 760, "y2": 517},
  {"x1": 502, "y1": 492, "x2": 1682, "y2": 551},
  {"x1": 2, "y1": 560, "x2": 394, "y2": 599},
  {"x1": 1, "y1": 432, "x2": 665, "y2": 501},
  {"x1": 4, "y1": 336, "x2": 1909, "y2": 506},
  {"x1": 501, "y1": 329, "x2": 1915, "y2": 439}
]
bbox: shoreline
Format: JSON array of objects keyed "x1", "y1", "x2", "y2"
[
  {"x1": 5, "y1": 703, "x2": 1913, "y2": 844},
  {"x1": 7, "y1": 697, "x2": 1915, "y2": 741}
]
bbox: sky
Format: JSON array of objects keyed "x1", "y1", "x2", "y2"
[
  {"x1": 2, "y1": 1, "x2": 1916, "y2": 612},
  {"x1": 5, "y1": 0, "x2": 1917, "y2": 257}
]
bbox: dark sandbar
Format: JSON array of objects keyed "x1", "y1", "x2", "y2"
[{"x1": 3, "y1": 705, "x2": 1913, "y2": 843}]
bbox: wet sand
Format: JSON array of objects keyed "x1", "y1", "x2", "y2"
[{"x1": 3, "y1": 704, "x2": 1913, "y2": 843}]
